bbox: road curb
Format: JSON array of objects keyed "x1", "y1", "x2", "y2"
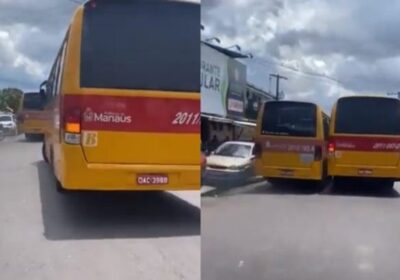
[
  {"x1": 201, "y1": 176, "x2": 266, "y2": 197},
  {"x1": 201, "y1": 186, "x2": 218, "y2": 197}
]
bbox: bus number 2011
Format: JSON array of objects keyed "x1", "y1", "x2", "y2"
[{"x1": 172, "y1": 112, "x2": 200, "y2": 125}]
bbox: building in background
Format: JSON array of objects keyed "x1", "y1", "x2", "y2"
[
  {"x1": 201, "y1": 42, "x2": 275, "y2": 151},
  {"x1": 387, "y1": 92, "x2": 400, "y2": 99}
]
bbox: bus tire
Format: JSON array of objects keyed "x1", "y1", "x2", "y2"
[
  {"x1": 384, "y1": 180, "x2": 394, "y2": 190},
  {"x1": 315, "y1": 180, "x2": 326, "y2": 193},
  {"x1": 42, "y1": 143, "x2": 49, "y2": 163},
  {"x1": 25, "y1": 133, "x2": 34, "y2": 141},
  {"x1": 56, "y1": 180, "x2": 67, "y2": 194}
]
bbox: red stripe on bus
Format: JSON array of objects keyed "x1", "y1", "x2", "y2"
[
  {"x1": 258, "y1": 138, "x2": 326, "y2": 153},
  {"x1": 331, "y1": 136, "x2": 400, "y2": 151},
  {"x1": 62, "y1": 95, "x2": 200, "y2": 133}
]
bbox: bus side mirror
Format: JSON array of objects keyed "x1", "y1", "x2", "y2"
[
  {"x1": 39, "y1": 80, "x2": 47, "y2": 101},
  {"x1": 39, "y1": 89, "x2": 47, "y2": 109},
  {"x1": 40, "y1": 88, "x2": 46, "y2": 99}
]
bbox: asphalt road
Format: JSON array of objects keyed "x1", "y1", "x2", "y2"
[
  {"x1": 202, "y1": 179, "x2": 400, "y2": 280},
  {"x1": 0, "y1": 136, "x2": 200, "y2": 280}
]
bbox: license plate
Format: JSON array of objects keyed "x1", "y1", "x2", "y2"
[
  {"x1": 280, "y1": 169, "x2": 294, "y2": 177},
  {"x1": 137, "y1": 174, "x2": 169, "y2": 185},
  {"x1": 300, "y1": 153, "x2": 314, "y2": 164},
  {"x1": 358, "y1": 169, "x2": 373, "y2": 176}
]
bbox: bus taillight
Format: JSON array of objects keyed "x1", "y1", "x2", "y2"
[
  {"x1": 328, "y1": 141, "x2": 335, "y2": 154},
  {"x1": 64, "y1": 108, "x2": 81, "y2": 144}
]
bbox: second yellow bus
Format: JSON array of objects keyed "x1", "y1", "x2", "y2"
[
  {"x1": 328, "y1": 96, "x2": 400, "y2": 187},
  {"x1": 254, "y1": 101, "x2": 330, "y2": 184}
]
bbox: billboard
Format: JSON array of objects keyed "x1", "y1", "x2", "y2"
[
  {"x1": 244, "y1": 87, "x2": 273, "y2": 121},
  {"x1": 226, "y1": 59, "x2": 246, "y2": 119},
  {"x1": 201, "y1": 44, "x2": 229, "y2": 116}
]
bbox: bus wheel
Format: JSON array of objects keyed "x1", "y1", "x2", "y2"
[
  {"x1": 25, "y1": 133, "x2": 34, "y2": 141},
  {"x1": 383, "y1": 180, "x2": 394, "y2": 190},
  {"x1": 42, "y1": 143, "x2": 49, "y2": 163},
  {"x1": 56, "y1": 180, "x2": 67, "y2": 194}
]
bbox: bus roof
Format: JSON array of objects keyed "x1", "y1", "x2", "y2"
[
  {"x1": 337, "y1": 95, "x2": 399, "y2": 101},
  {"x1": 265, "y1": 100, "x2": 328, "y2": 116}
]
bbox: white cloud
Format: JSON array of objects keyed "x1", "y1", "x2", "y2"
[
  {"x1": 202, "y1": 0, "x2": 400, "y2": 109},
  {"x1": 0, "y1": 0, "x2": 76, "y2": 90}
]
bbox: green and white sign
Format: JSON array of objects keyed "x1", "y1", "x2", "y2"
[{"x1": 201, "y1": 44, "x2": 229, "y2": 116}]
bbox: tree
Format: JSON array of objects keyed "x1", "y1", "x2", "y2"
[{"x1": 0, "y1": 88, "x2": 23, "y2": 113}]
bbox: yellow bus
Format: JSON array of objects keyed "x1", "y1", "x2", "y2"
[
  {"x1": 328, "y1": 96, "x2": 400, "y2": 187},
  {"x1": 17, "y1": 89, "x2": 47, "y2": 141},
  {"x1": 254, "y1": 101, "x2": 330, "y2": 185},
  {"x1": 40, "y1": 0, "x2": 200, "y2": 191}
]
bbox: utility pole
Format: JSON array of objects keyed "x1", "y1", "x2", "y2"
[{"x1": 270, "y1": 74, "x2": 288, "y2": 100}]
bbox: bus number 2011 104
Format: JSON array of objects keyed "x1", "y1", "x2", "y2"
[{"x1": 172, "y1": 112, "x2": 200, "y2": 126}]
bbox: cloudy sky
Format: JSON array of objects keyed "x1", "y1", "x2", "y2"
[
  {"x1": 2, "y1": 0, "x2": 400, "y2": 111},
  {"x1": 202, "y1": 0, "x2": 400, "y2": 111},
  {"x1": 0, "y1": 0, "x2": 200, "y2": 93},
  {"x1": 0, "y1": 0, "x2": 77, "y2": 91}
]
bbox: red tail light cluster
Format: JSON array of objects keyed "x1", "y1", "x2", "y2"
[
  {"x1": 328, "y1": 141, "x2": 335, "y2": 153},
  {"x1": 64, "y1": 108, "x2": 81, "y2": 133},
  {"x1": 63, "y1": 107, "x2": 81, "y2": 144}
]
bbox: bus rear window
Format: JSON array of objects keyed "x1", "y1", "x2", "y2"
[
  {"x1": 261, "y1": 102, "x2": 317, "y2": 137},
  {"x1": 335, "y1": 97, "x2": 400, "y2": 135},
  {"x1": 80, "y1": 0, "x2": 200, "y2": 92},
  {"x1": 23, "y1": 93, "x2": 44, "y2": 110}
]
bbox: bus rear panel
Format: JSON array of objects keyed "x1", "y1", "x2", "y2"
[
  {"x1": 328, "y1": 96, "x2": 400, "y2": 180},
  {"x1": 45, "y1": 0, "x2": 200, "y2": 191},
  {"x1": 255, "y1": 101, "x2": 328, "y2": 181}
]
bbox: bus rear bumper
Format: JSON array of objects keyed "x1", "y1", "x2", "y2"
[
  {"x1": 328, "y1": 165, "x2": 400, "y2": 180},
  {"x1": 58, "y1": 150, "x2": 200, "y2": 191},
  {"x1": 20, "y1": 121, "x2": 46, "y2": 134},
  {"x1": 255, "y1": 165, "x2": 322, "y2": 181}
]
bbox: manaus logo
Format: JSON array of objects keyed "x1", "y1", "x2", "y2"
[{"x1": 83, "y1": 108, "x2": 132, "y2": 124}]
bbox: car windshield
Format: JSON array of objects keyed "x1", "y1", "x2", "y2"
[
  {"x1": 0, "y1": 116, "x2": 12, "y2": 122},
  {"x1": 215, "y1": 143, "x2": 252, "y2": 158}
]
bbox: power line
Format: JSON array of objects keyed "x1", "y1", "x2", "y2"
[{"x1": 250, "y1": 58, "x2": 343, "y2": 85}]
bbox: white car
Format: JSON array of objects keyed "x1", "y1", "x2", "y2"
[
  {"x1": 205, "y1": 141, "x2": 255, "y2": 183},
  {"x1": 0, "y1": 114, "x2": 17, "y2": 136}
]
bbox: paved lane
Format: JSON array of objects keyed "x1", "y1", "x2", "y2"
[
  {"x1": 0, "y1": 137, "x2": 200, "y2": 280},
  {"x1": 202, "y1": 180, "x2": 400, "y2": 280}
]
